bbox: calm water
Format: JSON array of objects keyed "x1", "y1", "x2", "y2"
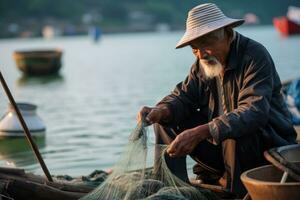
[{"x1": 0, "y1": 26, "x2": 299, "y2": 177}]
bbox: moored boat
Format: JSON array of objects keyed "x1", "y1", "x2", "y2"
[
  {"x1": 273, "y1": 17, "x2": 300, "y2": 36},
  {"x1": 0, "y1": 166, "x2": 234, "y2": 200},
  {"x1": 0, "y1": 167, "x2": 105, "y2": 200},
  {"x1": 13, "y1": 49, "x2": 63, "y2": 76},
  {"x1": 273, "y1": 6, "x2": 300, "y2": 37}
]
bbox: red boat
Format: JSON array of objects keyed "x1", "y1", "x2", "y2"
[
  {"x1": 273, "y1": 6, "x2": 300, "y2": 37},
  {"x1": 273, "y1": 16, "x2": 300, "y2": 36}
]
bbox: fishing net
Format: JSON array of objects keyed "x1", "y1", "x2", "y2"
[{"x1": 80, "y1": 121, "x2": 219, "y2": 200}]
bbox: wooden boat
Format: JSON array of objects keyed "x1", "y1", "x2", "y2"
[
  {"x1": 13, "y1": 49, "x2": 63, "y2": 76},
  {"x1": 0, "y1": 166, "x2": 236, "y2": 200},
  {"x1": 0, "y1": 167, "x2": 105, "y2": 200}
]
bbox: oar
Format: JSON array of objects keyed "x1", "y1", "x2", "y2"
[{"x1": 0, "y1": 71, "x2": 53, "y2": 182}]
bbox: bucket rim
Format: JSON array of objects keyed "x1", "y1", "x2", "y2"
[{"x1": 241, "y1": 163, "x2": 300, "y2": 186}]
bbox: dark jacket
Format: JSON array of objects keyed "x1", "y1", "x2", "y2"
[{"x1": 158, "y1": 32, "x2": 296, "y2": 149}]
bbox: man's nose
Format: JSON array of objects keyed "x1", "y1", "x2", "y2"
[{"x1": 196, "y1": 48, "x2": 209, "y2": 59}]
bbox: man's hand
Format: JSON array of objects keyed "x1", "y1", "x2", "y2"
[
  {"x1": 137, "y1": 105, "x2": 171, "y2": 125},
  {"x1": 167, "y1": 124, "x2": 210, "y2": 157}
]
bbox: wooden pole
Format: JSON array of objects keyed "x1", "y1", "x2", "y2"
[{"x1": 0, "y1": 71, "x2": 53, "y2": 182}]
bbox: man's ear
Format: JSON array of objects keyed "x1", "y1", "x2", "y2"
[
  {"x1": 225, "y1": 26, "x2": 233, "y2": 38},
  {"x1": 192, "y1": 47, "x2": 198, "y2": 57},
  {"x1": 224, "y1": 26, "x2": 234, "y2": 44}
]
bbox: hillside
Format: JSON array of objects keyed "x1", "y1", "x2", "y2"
[{"x1": 1, "y1": 0, "x2": 299, "y2": 38}]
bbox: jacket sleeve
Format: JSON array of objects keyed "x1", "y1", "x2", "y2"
[
  {"x1": 157, "y1": 61, "x2": 204, "y2": 126},
  {"x1": 208, "y1": 47, "x2": 274, "y2": 144}
]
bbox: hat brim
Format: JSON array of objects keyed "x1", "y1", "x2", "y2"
[{"x1": 175, "y1": 18, "x2": 244, "y2": 49}]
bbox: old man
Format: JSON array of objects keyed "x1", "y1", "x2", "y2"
[{"x1": 138, "y1": 3, "x2": 296, "y2": 197}]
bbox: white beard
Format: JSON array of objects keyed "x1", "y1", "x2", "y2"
[{"x1": 199, "y1": 56, "x2": 223, "y2": 79}]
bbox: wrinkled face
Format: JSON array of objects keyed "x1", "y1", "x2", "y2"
[{"x1": 190, "y1": 28, "x2": 232, "y2": 78}]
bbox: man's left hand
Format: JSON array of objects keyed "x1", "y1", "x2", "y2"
[{"x1": 166, "y1": 124, "x2": 210, "y2": 157}]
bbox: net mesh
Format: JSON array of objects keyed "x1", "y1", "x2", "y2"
[{"x1": 80, "y1": 121, "x2": 219, "y2": 200}]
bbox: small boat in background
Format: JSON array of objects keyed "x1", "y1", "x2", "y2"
[
  {"x1": 89, "y1": 26, "x2": 102, "y2": 43},
  {"x1": 13, "y1": 49, "x2": 63, "y2": 76},
  {"x1": 273, "y1": 6, "x2": 300, "y2": 37}
]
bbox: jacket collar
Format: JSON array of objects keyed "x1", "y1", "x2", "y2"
[{"x1": 225, "y1": 31, "x2": 241, "y2": 71}]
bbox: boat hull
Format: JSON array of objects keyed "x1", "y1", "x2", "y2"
[
  {"x1": 13, "y1": 50, "x2": 63, "y2": 76},
  {"x1": 273, "y1": 16, "x2": 300, "y2": 36}
]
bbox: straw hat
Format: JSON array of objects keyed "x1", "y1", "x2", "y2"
[{"x1": 176, "y1": 3, "x2": 244, "y2": 49}]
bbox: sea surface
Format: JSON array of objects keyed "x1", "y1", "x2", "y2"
[{"x1": 0, "y1": 26, "x2": 299, "y2": 177}]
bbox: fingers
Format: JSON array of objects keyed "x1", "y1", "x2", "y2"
[
  {"x1": 166, "y1": 134, "x2": 190, "y2": 158},
  {"x1": 167, "y1": 128, "x2": 201, "y2": 158},
  {"x1": 146, "y1": 108, "x2": 161, "y2": 124},
  {"x1": 137, "y1": 106, "x2": 163, "y2": 125},
  {"x1": 166, "y1": 138, "x2": 182, "y2": 158},
  {"x1": 166, "y1": 143, "x2": 176, "y2": 157},
  {"x1": 137, "y1": 106, "x2": 151, "y2": 122}
]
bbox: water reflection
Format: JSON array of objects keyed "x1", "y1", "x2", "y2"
[
  {"x1": 0, "y1": 137, "x2": 46, "y2": 167},
  {"x1": 16, "y1": 74, "x2": 64, "y2": 87}
]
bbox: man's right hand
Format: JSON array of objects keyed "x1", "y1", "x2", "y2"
[{"x1": 137, "y1": 105, "x2": 171, "y2": 125}]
